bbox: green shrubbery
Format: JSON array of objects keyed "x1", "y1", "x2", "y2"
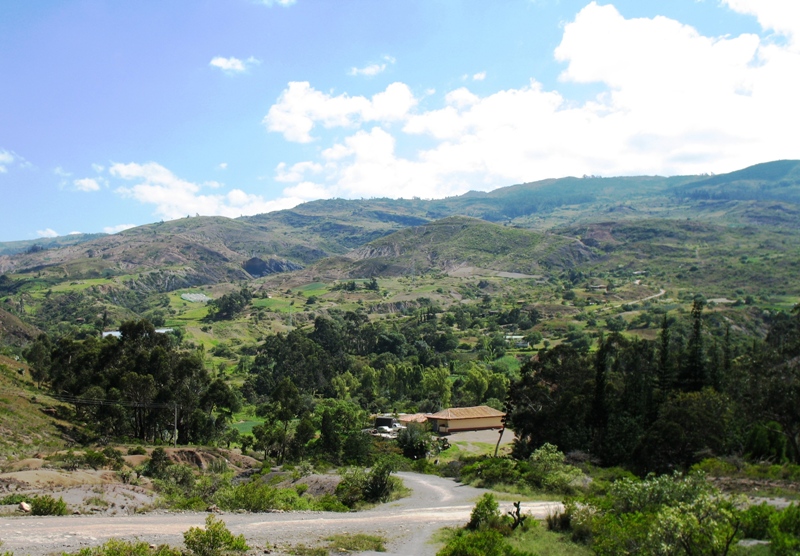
[
  {"x1": 30, "y1": 494, "x2": 68, "y2": 516},
  {"x1": 65, "y1": 515, "x2": 246, "y2": 556},
  {"x1": 183, "y1": 515, "x2": 249, "y2": 556},
  {"x1": 0, "y1": 493, "x2": 32, "y2": 505},
  {"x1": 692, "y1": 457, "x2": 800, "y2": 482},
  {"x1": 70, "y1": 539, "x2": 182, "y2": 556},
  {"x1": 547, "y1": 472, "x2": 800, "y2": 556},
  {"x1": 460, "y1": 443, "x2": 583, "y2": 495},
  {"x1": 334, "y1": 457, "x2": 403, "y2": 508},
  {"x1": 438, "y1": 494, "x2": 533, "y2": 556},
  {"x1": 139, "y1": 447, "x2": 397, "y2": 513}
]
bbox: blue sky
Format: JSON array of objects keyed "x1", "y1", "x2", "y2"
[{"x1": 1, "y1": 0, "x2": 798, "y2": 242}]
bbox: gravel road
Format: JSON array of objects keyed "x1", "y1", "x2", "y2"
[{"x1": 0, "y1": 472, "x2": 562, "y2": 555}]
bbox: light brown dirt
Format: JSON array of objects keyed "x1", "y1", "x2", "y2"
[{"x1": 0, "y1": 472, "x2": 562, "y2": 556}]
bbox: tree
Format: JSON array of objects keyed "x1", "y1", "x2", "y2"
[
  {"x1": 396, "y1": 423, "x2": 431, "y2": 459},
  {"x1": 680, "y1": 298, "x2": 707, "y2": 392},
  {"x1": 509, "y1": 344, "x2": 593, "y2": 457},
  {"x1": 421, "y1": 366, "x2": 452, "y2": 410},
  {"x1": 255, "y1": 377, "x2": 301, "y2": 463},
  {"x1": 23, "y1": 334, "x2": 51, "y2": 387}
]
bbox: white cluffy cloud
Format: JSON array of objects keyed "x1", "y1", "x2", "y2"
[
  {"x1": 266, "y1": 1, "x2": 800, "y2": 200},
  {"x1": 36, "y1": 228, "x2": 58, "y2": 238},
  {"x1": 103, "y1": 223, "x2": 136, "y2": 234},
  {"x1": 209, "y1": 56, "x2": 260, "y2": 74},
  {"x1": 264, "y1": 81, "x2": 417, "y2": 143},
  {"x1": 349, "y1": 55, "x2": 396, "y2": 77},
  {"x1": 73, "y1": 177, "x2": 102, "y2": 192},
  {"x1": 723, "y1": 0, "x2": 800, "y2": 48},
  {"x1": 110, "y1": 161, "x2": 320, "y2": 220},
  {"x1": 0, "y1": 150, "x2": 14, "y2": 173}
]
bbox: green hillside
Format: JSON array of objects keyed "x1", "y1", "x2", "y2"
[{"x1": 337, "y1": 216, "x2": 596, "y2": 276}]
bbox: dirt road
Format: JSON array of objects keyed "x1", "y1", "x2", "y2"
[{"x1": 0, "y1": 473, "x2": 561, "y2": 555}]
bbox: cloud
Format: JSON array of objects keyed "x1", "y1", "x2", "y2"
[
  {"x1": 264, "y1": 1, "x2": 800, "y2": 200},
  {"x1": 723, "y1": 0, "x2": 800, "y2": 48},
  {"x1": 110, "y1": 161, "x2": 307, "y2": 220},
  {"x1": 103, "y1": 223, "x2": 137, "y2": 234},
  {"x1": 264, "y1": 81, "x2": 417, "y2": 142},
  {"x1": 73, "y1": 177, "x2": 102, "y2": 192},
  {"x1": 349, "y1": 55, "x2": 396, "y2": 77},
  {"x1": 36, "y1": 228, "x2": 58, "y2": 238},
  {"x1": 472, "y1": 71, "x2": 487, "y2": 81},
  {"x1": 218, "y1": 162, "x2": 228, "y2": 170},
  {"x1": 0, "y1": 150, "x2": 13, "y2": 173},
  {"x1": 0, "y1": 149, "x2": 31, "y2": 173},
  {"x1": 275, "y1": 161, "x2": 323, "y2": 182},
  {"x1": 92, "y1": 163, "x2": 105, "y2": 173},
  {"x1": 209, "y1": 56, "x2": 260, "y2": 74}
]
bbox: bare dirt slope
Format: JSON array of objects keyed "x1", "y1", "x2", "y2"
[{"x1": 0, "y1": 472, "x2": 561, "y2": 556}]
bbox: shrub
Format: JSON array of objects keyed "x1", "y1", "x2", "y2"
[
  {"x1": 335, "y1": 457, "x2": 399, "y2": 508},
  {"x1": 144, "y1": 447, "x2": 172, "y2": 478},
  {"x1": 769, "y1": 503, "x2": 800, "y2": 556},
  {"x1": 741, "y1": 503, "x2": 777, "y2": 540},
  {"x1": 70, "y1": 538, "x2": 182, "y2": 556},
  {"x1": 183, "y1": 514, "x2": 249, "y2": 556},
  {"x1": 335, "y1": 467, "x2": 367, "y2": 508},
  {"x1": 128, "y1": 445, "x2": 147, "y2": 456},
  {"x1": 326, "y1": 533, "x2": 386, "y2": 553},
  {"x1": 643, "y1": 493, "x2": 743, "y2": 556},
  {"x1": 83, "y1": 449, "x2": 108, "y2": 470},
  {"x1": 363, "y1": 458, "x2": 397, "y2": 503},
  {"x1": 102, "y1": 447, "x2": 125, "y2": 470},
  {"x1": 467, "y1": 493, "x2": 501, "y2": 531},
  {"x1": 526, "y1": 443, "x2": 582, "y2": 494},
  {"x1": 437, "y1": 529, "x2": 530, "y2": 556},
  {"x1": 30, "y1": 495, "x2": 68, "y2": 516},
  {"x1": 0, "y1": 493, "x2": 32, "y2": 505},
  {"x1": 396, "y1": 424, "x2": 431, "y2": 460},
  {"x1": 461, "y1": 458, "x2": 520, "y2": 487}
]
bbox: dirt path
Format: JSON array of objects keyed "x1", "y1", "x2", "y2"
[
  {"x1": 608, "y1": 288, "x2": 666, "y2": 309},
  {"x1": 0, "y1": 473, "x2": 561, "y2": 555}
]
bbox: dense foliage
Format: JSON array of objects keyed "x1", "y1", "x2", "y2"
[
  {"x1": 24, "y1": 320, "x2": 240, "y2": 444},
  {"x1": 508, "y1": 304, "x2": 800, "y2": 471}
]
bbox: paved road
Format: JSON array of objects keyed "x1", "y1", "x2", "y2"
[{"x1": 0, "y1": 473, "x2": 561, "y2": 555}]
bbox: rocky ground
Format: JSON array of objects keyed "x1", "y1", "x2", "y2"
[{"x1": 0, "y1": 472, "x2": 561, "y2": 556}]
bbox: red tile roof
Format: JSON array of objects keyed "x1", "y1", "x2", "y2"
[{"x1": 425, "y1": 405, "x2": 505, "y2": 420}]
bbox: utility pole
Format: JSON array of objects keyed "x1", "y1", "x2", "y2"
[{"x1": 173, "y1": 403, "x2": 178, "y2": 447}]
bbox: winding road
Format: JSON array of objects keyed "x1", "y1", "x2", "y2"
[{"x1": 0, "y1": 473, "x2": 561, "y2": 555}]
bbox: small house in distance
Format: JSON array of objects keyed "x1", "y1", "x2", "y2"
[{"x1": 425, "y1": 405, "x2": 505, "y2": 434}]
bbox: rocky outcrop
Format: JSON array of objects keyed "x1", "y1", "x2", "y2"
[{"x1": 242, "y1": 257, "x2": 304, "y2": 278}]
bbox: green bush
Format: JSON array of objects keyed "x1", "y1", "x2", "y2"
[
  {"x1": 467, "y1": 493, "x2": 501, "y2": 531},
  {"x1": 769, "y1": 503, "x2": 800, "y2": 556},
  {"x1": 741, "y1": 503, "x2": 777, "y2": 540},
  {"x1": 461, "y1": 458, "x2": 520, "y2": 487},
  {"x1": 0, "y1": 493, "x2": 32, "y2": 505},
  {"x1": 127, "y1": 445, "x2": 147, "y2": 456},
  {"x1": 69, "y1": 538, "x2": 182, "y2": 556},
  {"x1": 335, "y1": 467, "x2": 367, "y2": 508},
  {"x1": 102, "y1": 447, "x2": 125, "y2": 470},
  {"x1": 526, "y1": 443, "x2": 582, "y2": 494},
  {"x1": 31, "y1": 495, "x2": 68, "y2": 516},
  {"x1": 144, "y1": 447, "x2": 171, "y2": 478},
  {"x1": 83, "y1": 449, "x2": 108, "y2": 470},
  {"x1": 335, "y1": 457, "x2": 400, "y2": 508},
  {"x1": 183, "y1": 515, "x2": 249, "y2": 556},
  {"x1": 437, "y1": 529, "x2": 531, "y2": 556}
]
